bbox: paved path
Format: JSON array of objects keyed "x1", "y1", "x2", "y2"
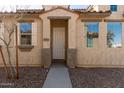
[{"x1": 43, "y1": 63, "x2": 72, "y2": 88}]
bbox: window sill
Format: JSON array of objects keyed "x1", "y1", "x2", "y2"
[{"x1": 18, "y1": 45, "x2": 34, "y2": 51}]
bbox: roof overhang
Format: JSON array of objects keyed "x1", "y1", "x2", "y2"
[
  {"x1": 16, "y1": 9, "x2": 44, "y2": 14},
  {"x1": 47, "y1": 16, "x2": 71, "y2": 20},
  {"x1": 0, "y1": 7, "x2": 111, "y2": 19},
  {"x1": 80, "y1": 10, "x2": 111, "y2": 18},
  {"x1": 0, "y1": 12, "x2": 40, "y2": 18},
  {"x1": 40, "y1": 6, "x2": 79, "y2": 15}
]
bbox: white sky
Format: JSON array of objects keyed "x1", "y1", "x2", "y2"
[
  {"x1": 0, "y1": 0, "x2": 123, "y2": 11},
  {"x1": 0, "y1": 5, "x2": 43, "y2": 12},
  {"x1": 0, "y1": 5, "x2": 90, "y2": 12},
  {"x1": 0, "y1": 0, "x2": 122, "y2": 5}
]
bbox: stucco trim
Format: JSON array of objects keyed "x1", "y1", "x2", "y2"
[
  {"x1": 47, "y1": 16, "x2": 71, "y2": 19},
  {"x1": 83, "y1": 12, "x2": 111, "y2": 15},
  {"x1": 19, "y1": 45, "x2": 34, "y2": 51},
  {"x1": 80, "y1": 12, "x2": 111, "y2": 18},
  {"x1": 18, "y1": 20, "x2": 34, "y2": 23},
  {"x1": 0, "y1": 64, "x2": 44, "y2": 67},
  {"x1": 76, "y1": 64, "x2": 124, "y2": 68},
  {"x1": 104, "y1": 19, "x2": 124, "y2": 22},
  {"x1": 81, "y1": 19, "x2": 102, "y2": 22},
  {"x1": 40, "y1": 6, "x2": 79, "y2": 15}
]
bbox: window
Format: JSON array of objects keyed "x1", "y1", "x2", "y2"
[
  {"x1": 107, "y1": 22, "x2": 122, "y2": 48},
  {"x1": 84, "y1": 22, "x2": 99, "y2": 48},
  {"x1": 110, "y1": 5, "x2": 117, "y2": 12},
  {"x1": 20, "y1": 23, "x2": 32, "y2": 45},
  {"x1": 87, "y1": 37, "x2": 93, "y2": 47}
]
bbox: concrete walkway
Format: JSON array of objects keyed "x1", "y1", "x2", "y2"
[{"x1": 43, "y1": 63, "x2": 72, "y2": 88}]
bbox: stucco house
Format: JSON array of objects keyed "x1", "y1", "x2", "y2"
[{"x1": 0, "y1": 5, "x2": 124, "y2": 68}]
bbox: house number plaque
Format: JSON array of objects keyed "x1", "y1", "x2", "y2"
[{"x1": 43, "y1": 38, "x2": 50, "y2": 41}]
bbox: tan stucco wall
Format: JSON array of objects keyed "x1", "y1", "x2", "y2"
[
  {"x1": 0, "y1": 17, "x2": 43, "y2": 67},
  {"x1": 99, "y1": 5, "x2": 124, "y2": 19},
  {"x1": 40, "y1": 8, "x2": 79, "y2": 49},
  {"x1": 18, "y1": 18, "x2": 43, "y2": 66},
  {"x1": 43, "y1": 5, "x2": 69, "y2": 10},
  {"x1": 1, "y1": 5, "x2": 124, "y2": 68},
  {"x1": 0, "y1": 8, "x2": 79, "y2": 67},
  {"x1": 76, "y1": 5, "x2": 124, "y2": 67},
  {"x1": 40, "y1": 8, "x2": 79, "y2": 67}
]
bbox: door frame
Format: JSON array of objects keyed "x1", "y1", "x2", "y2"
[{"x1": 50, "y1": 19, "x2": 68, "y2": 64}]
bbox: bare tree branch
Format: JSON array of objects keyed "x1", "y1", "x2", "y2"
[
  {"x1": 0, "y1": 5, "x2": 28, "y2": 79},
  {"x1": 0, "y1": 6, "x2": 19, "y2": 78},
  {"x1": 0, "y1": 37, "x2": 8, "y2": 46}
]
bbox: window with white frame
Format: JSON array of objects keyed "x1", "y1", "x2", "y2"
[
  {"x1": 84, "y1": 22, "x2": 99, "y2": 48},
  {"x1": 20, "y1": 23, "x2": 32, "y2": 45}
]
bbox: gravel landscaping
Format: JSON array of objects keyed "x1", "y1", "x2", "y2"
[
  {"x1": 69, "y1": 68, "x2": 124, "y2": 88},
  {"x1": 0, "y1": 67, "x2": 48, "y2": 88}
]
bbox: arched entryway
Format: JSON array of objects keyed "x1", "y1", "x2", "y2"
[{"x1": 40, "y1": 7, "x2": 79, "y2": 68}]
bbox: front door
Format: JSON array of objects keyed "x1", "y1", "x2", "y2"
[{"x1": 53, "y1": 27, "x2": 65, "y2": 60}]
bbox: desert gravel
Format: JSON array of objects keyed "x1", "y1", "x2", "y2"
[
  {"x1": 0, "y1": 67, "x2": 48, "y2": 88},
  {"x1": 69, "y1": 68, "x2": 124, "y2": 88}
]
